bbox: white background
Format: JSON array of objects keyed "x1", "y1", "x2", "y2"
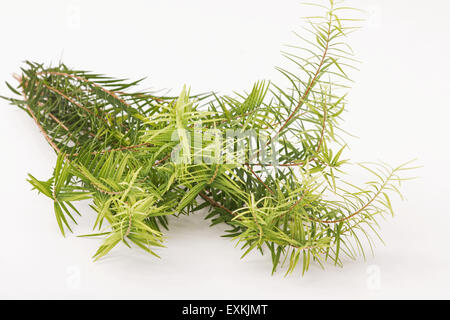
[{"x1": 0, "y1": 0, "x2": 449, "y2": 299}]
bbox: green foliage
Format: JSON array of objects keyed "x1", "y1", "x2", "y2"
[{"x1": 3, "y1": 0, "x2": 415, "y2": 274}]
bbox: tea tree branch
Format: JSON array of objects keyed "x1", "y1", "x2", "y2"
[{"x1": 2, "y1": 0, "x2": 415, "y2": 275}]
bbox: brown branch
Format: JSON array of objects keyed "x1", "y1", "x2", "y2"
[
  {"x1": 70, "y1": 142, "x2": 152, "y2": 157},
  {"x1": 307, "y1": 184, "x2": 387, "y2": 225},
  {"x1": 302, "y1": 170, "x2": 395, "y2": 225},
  {"x1": 246, "y1": 157, "x2": 328, "y2": 168},
  {"x1": 273, "y1": 15, "x2": 333, "y2": 140},
  {"x1": 90, "y1": 182, "x2": 122, "y2": 196},
  {"x1": 37, "y1": 71, "x2": 130, "y2": 106},
  {"x1": 48, "y1": 112, "x2": 70, "y2": 132},
  {"x1": 14, "y1": 74, "x2": 60, "y2": 153},
  {"x1": 40, "y1": 82, "x2": 95, "y2": 116},
  {"x1": 245, "y1": 164, "x2": 275, "y2": 195},
  {"x1": 153, "y1": 154, "x2": 170, "y2": 166},
  {"x1": 208, "y1": 165, "x2": 220, "y2": 185},
  {"x1": 316, "y1": 105, "x2": 328, "y2": 153},
  {"x1": 124, "y1": 213, "x2": 133, "y2": 237},
  {"x1": 36, "y1": 72, "x2": 142, "y2": 132},
  {"x1": 115, "y1": 90, "x2": 164, "y2": 104},
  {"x1": 199, "y1": 192, "x2": 235, "y2": 216},
  {"x1": 38, "y1": 71, "x2": 164, "y2": 104},
  {"x1": 275, "y1": 174, "x2": 389, "y2": 226},
  {"x1": 288, "y1": 192, "x2": 308, "y2": 213}
]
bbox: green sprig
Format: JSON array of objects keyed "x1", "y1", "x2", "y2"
[{"x1": 3, "y1": 0, "x2": 415, "y2": 275}]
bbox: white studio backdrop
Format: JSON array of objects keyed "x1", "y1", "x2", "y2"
[{"x1": 0, "y1": 0, "x2": 449, "y2": 299}]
